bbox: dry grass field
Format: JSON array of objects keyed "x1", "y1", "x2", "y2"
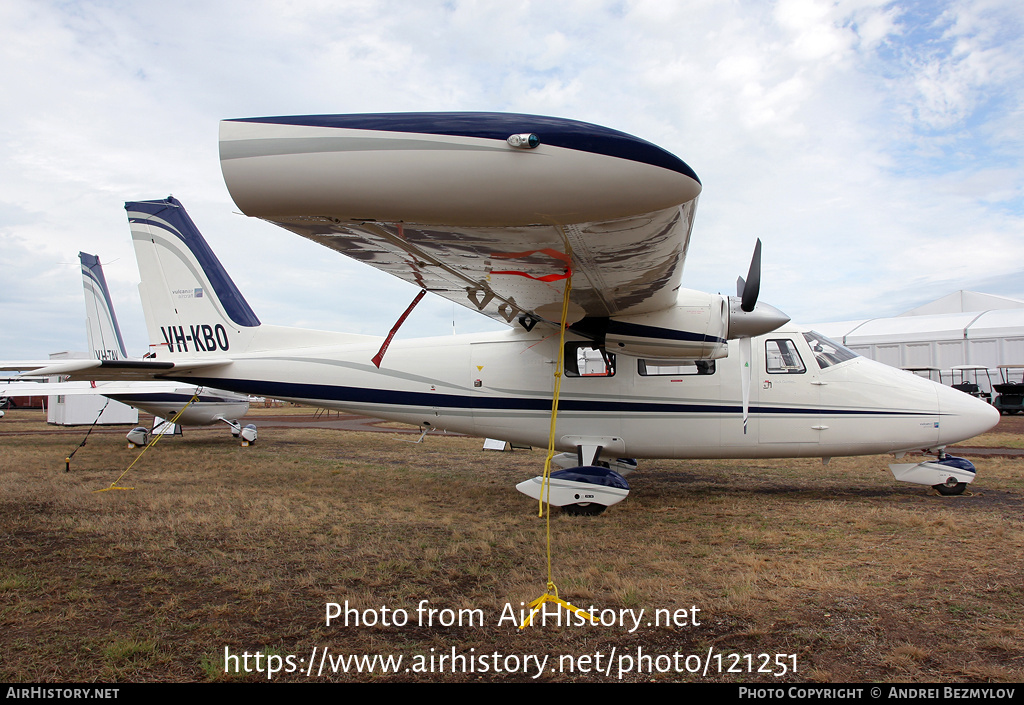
[{"x1": 1, "y1": 407, "x2": 1022, "y2": 683}]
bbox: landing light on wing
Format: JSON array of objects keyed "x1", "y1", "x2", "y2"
[{"x1": 507, "y1": 133, "x2": 540, "y2": 149}]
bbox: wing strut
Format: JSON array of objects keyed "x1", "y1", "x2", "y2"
[{"x1": 371, "y1": 290, "x2": 427, "y2": 368}]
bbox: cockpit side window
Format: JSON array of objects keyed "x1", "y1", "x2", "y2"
[
  {"x1": 766, "y1": 339, "x2": 806, "y2": 374},
  {"x1": 802, "y1": 331, "x2": 858, "y2": 369}
]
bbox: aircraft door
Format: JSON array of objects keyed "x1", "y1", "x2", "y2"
[{"x1": 757, "y1": 336, "x2": 821, "y2": 445}]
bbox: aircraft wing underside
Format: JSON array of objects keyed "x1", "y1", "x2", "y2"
[
  {"x1": 276, "y1": 206, "x2": 696, "y2": 326},
  {"x1": 219, "y1": 113, "x2": 704, "y2": 328}
]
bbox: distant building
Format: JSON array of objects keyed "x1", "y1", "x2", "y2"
[{"x1": 814, "y1": 291, "x2": 1024, "y2": 393}]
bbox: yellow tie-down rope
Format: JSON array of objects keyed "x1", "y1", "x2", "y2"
[
  {"x1": 519, "y1": 273, "x2": 597, "y2": 630},
  {"x1": 94, "y1": 392, "x2": 200, "y2": 493},
  {"x1": 519, "y1": 584, "x2": 597, "y2": 631}
]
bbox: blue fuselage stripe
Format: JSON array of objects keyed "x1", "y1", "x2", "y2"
[
  {"x1": 179, "y1": 377, "x2": 942, "y2": 417},
  {"x1": 573, "y1": 317, "x2": 727, "y2": 345}
]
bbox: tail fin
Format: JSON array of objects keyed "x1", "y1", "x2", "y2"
[
  {"x1": 127, "y1": 197, "x2": 260, "y2": 358},
  {"x1": 79, "y1": 252, "x2": 128, "y2": 361}
]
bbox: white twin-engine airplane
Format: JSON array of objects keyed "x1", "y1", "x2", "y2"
[
  {"x1": 1, "y1": 253, "x2": 254, "y2": 446},
  {"x1": 16, "y1": 113, "x2": 999, "y2": 512}
]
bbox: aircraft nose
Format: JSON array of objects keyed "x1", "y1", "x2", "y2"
[{"x1": 936, "y1": 384, "x2": 1000, "y2": 446}]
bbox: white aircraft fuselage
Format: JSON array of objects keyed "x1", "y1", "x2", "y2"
[{"x1": 171, "y1": 321, "x2": 996, "y2": 460}]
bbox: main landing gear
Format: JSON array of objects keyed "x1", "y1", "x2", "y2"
[
  {"x1": 515, "y1": 442, "x2": 637, "y2": 515},
  {"x1": 930, "y1": 455, "x2": 976, "y2": 496},
  {"x1": 125, "y1": 419, "x2": 257, "y2": 447},
  {"x1": 226, "y1": 419, "x2": 258, "y2": 446},
  {"x1": 933, "y1": 476, "x2": 967, "y2": 496}
]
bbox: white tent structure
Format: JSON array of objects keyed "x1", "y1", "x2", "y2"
[{"x1": 813, "y1": 291, "x2": 1024, "y2": 394}]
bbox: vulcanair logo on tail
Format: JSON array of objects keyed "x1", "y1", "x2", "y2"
[{"x1": 127, "y1": 197, "x2": 259, "y2": 357}]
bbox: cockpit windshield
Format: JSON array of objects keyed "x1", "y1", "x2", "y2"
[{"x1": 802, "y1": 331, "x2": 859, "y2": 369}]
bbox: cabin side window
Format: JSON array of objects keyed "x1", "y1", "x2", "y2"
[
  {"x1": 638, "y1": 359, "x2": 716, "y2": 376},
  {"x1": 765, "y1": 339, "x2": 806, "y2": 374},
  {"x1": 564, "y1": 343, "x2": 615, "y2": 377}
]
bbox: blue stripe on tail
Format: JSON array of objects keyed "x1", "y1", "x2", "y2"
[{"x1": 125, "y1": 197, "x2": 261, "y2": 328}]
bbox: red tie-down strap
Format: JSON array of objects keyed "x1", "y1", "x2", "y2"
[
  {"x1": 490, "y1": 248, "x2": 572, "y2": 282},
  {"x1": 371, "y1": 289, "x2": 427, "y2": 368}
]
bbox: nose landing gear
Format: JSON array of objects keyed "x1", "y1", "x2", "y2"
[{"x1": 889, "y1": 452, "x2": 975, "y2": 496}]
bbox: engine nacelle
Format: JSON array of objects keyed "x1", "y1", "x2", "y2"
[
  {"x1": 582, "y1": 290, "x2": 730, "y2": 360},
  {"x1": 572, "y1": 288, "x2": 790, "y2": 360}
]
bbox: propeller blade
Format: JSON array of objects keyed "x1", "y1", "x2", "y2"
[
  {"x1": 736, "y1": 276, "x2": 745, "y2": 298},
  {"x1": 741, "y1": 239, "x2": 762, "y2": 313},
  {"x1": 740, "y1": 336, "x2": 752, "y2": 434}
]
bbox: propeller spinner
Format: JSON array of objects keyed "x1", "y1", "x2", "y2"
[
  {"x1": 728, "y1": 239, "x2": 788, "y2": 339},
  {"x1": 729, "y1": 239, "x2": 789, "y2": 434}
]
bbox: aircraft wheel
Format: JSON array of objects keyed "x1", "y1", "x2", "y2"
[
  {"x1": 932, "y1": 480, "x2": 967, "y2": 496},
  {"x1": 562, "y1": 502, "x2": 606, "y2": 516}
]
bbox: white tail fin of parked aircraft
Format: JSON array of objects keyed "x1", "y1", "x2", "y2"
[
  {"x1": 80, "y1": 252, "x2": 128, "y2": 362},
  {"x1": 82, "y1": 251, "x2": 255, "y2": 444}
]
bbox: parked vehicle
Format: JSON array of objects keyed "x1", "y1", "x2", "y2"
[
  {"x1": 902, "y1": 367, "x2": 942, "y2": 383},
  {"x1": 948, "y1": 365, "x2": 995, "y2": 404},
  {"x1": 993, "y1": 365, "x2": 1024, "y2": 415}
]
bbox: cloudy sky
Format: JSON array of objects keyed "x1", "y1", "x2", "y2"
[{"x1": 2, "y1": 0, "x2": 1022, "y2": 359}]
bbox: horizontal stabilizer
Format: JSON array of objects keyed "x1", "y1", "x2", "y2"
[
  {"x1": 4, "y1": 358, "x2": 233, "y2": 381},
  {"x1": 0, "y1": 380, "x2": 229, "y2": 398}
]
